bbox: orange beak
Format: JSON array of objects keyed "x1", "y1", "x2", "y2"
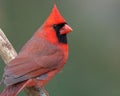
[{"x1": 60, "y1": 24, "x2": 72, "y2": 35}]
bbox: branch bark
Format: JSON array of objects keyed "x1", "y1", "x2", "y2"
[
  {"x1": 0, "y1": 28, "x2": 48, "y2": 96},
  {"x1": 0, "y1": 29, "x2": 17, "y2": 64}
]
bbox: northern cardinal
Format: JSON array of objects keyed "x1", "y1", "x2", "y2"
[{"x1": 0, "y1": 4, "x2": 72, "y2": 96}]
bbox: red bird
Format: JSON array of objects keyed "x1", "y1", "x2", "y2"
[{"x1": 0, "y1": 4, "x2": 72, "y2": 96}]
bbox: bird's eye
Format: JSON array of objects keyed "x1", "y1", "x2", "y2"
[
  {"x1": 53, "y1": 24, "x2": 57, "y2": 28},
  {"x1": 53, "y1": 23, "x2": 66, "y2": 29}
]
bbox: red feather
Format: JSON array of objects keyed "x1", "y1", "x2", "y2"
[{"x1": 0, "y1": 4, "x2": 72, "y2": 96}]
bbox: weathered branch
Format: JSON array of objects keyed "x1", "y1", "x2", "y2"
[
  {"x1": 0, "y1": 28, "x2": 48, "y2": 96},
  {"x1": 0, "y1": 29, "x2": 17, "y2": 63}
]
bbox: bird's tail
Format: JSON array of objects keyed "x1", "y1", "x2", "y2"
[{"x1": 0, "y1": 82, "x2": 26, "y2": 96}]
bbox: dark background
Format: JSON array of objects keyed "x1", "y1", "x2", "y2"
[{"x1": 0, "y1": 0, "x2": 120, "y2": 96}]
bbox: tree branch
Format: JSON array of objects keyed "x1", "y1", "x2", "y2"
[
  {"x1": 0, "y1": 29, "x2": 17, "y2": 63},
  {"x1": 0, "y1": 28, "x2": 48, "y2": 96}
]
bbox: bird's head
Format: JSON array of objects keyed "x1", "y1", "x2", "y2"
[{"x1": 36, "y1": 4, "x2": 72, "y2": 44}]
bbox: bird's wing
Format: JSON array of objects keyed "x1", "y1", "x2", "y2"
[{"x1": 4, "y1": 47, "x2": 64, "y2": 86}]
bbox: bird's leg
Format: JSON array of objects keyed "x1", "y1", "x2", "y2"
[{"x1": 24, "y1": 86, "x2": 49, "y2": 96}]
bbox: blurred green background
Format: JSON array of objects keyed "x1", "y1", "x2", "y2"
[{"x1": 0, "y1": 0, "x2": 120, "y2": 96}]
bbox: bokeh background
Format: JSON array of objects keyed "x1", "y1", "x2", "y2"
[{"x1": 0, "y1": 0, "x2": 120, "y2": 96}]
